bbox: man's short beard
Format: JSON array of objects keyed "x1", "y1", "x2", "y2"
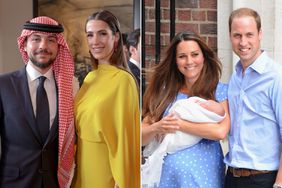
[{"x1": 30, "y1": 58, "x2": 54, "y2": 69}]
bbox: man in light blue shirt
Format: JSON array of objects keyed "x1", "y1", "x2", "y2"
[{"x1": 224, "y1": 8, "x2": 282, "y2": 188}]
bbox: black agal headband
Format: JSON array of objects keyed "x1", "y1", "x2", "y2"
[{"x1": 23, "y1": 21, "x2": 64, "y2": 33}]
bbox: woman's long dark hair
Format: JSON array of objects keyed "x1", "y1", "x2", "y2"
[
  {"x1": 85, "y1": 10, "x2": 129, "y2": 71},
  {"x1": 143, "y1": 31, "x2": 222, "y2": 121}
]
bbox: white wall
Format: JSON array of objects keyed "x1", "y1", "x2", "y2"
[
  {"x1": 218, "y1": 0, "x2": 282, "y2": 83},
  {"x1": 0, "y1": 0, "x2": 33, "y2": 73},
  {"x1": 217, "y1": 0, "x2": 233, "y2": 83}
]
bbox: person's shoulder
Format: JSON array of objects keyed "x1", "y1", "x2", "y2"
[
  {"x1": 128, "y1": 60, "x2": 134, "y2": 66},
  {"x1": 116, "y1": 69, "x2": 138, "y2": 89},
  {"x1": 217, "y1": 82, "x2": 228, "y2": 91},
  {"x1": 0, "y1": 68, "x2": 25, "y2": 92},
  {"x1": 128, "y1": 61, "x2": 137, "y2": 68},
  {"x1": 271, "y1": 61, "x2": 282, "y2": 74},
  {"x1": 118, "y1": 68, "x2": 135, "y2": 81},
  {"x1": 262, "y1": 52, "x2": 282, "y2": 74},
  {"x1": 271, "y1": 63, "x2": 282, "y2": 83},
  {"x1": 82, "y1": 70, "x2": 95, "y2": 82},
  {"x1": 215, "y1": 82, "x2": 228, "y2": 102},
  {"x1": 0, "y1": 68, "x2": 24, "y2": 80},
  {"x1": 262, "y1": 59, "x2": 282, "y2": 82}
]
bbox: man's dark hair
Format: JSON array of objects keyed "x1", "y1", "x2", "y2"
[{"x1": 127, "y1": 28, "x2": 140, "y2": 49}]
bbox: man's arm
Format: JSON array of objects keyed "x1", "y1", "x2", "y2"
[
  {"x1": 274, "y1": 154, "x2": 282, "y2": 186},
  {"x1": 273, "y1": 73, "x2": 282, "y2": 186}
]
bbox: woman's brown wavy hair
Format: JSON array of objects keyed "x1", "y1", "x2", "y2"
[{"x1": 142, "y1": 31, "x2": 222, "y2": 121}]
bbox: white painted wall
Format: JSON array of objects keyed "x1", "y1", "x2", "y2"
[
  {"x1": 218, "y1": 0, "x2": 282, "y2": 83},
  {"x1": 0, "y1": 0, "x2": 33, "y2": 73},
  {"x1": 217, "y1": 0, "x2": 233, "y2": 83}
]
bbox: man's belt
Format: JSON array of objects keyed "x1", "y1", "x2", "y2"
[{"x1": 228, "y1": 167, "x2": 276, "y2": 177}]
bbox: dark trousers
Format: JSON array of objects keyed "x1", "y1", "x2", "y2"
[{"x1": 224, "y1": 169, "x2": 277, "y2": 188}]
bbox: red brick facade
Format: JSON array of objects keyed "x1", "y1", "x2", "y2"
[{"x1": 144, "y1": 0, "x2": 217, "y2": 68}]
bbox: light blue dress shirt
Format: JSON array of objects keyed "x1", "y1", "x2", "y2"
[{"x1": 224, "y1": 51, "x2": 282, "y2": 170}]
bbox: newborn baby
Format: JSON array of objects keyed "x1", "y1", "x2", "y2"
[{"x1": 142, "y1": 96, "x2": 225, "y2": 188}]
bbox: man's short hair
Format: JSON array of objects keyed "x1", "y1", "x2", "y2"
[
  {"x1": 229, "y1": 8, "x2": 261, "y2": 33},
  {"x1": 127, "y1": 28, "x2": 140, "y2": 49}
]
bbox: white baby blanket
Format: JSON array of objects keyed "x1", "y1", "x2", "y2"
[{"x1": 142, "y1": 96, "x2": 225, "y2": 188}]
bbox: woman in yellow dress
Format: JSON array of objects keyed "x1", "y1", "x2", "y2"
[{"x1": 72, "y1": 10, "x2": 140, "y2": 188}]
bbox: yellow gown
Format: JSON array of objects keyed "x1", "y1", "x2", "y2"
[{"x1": 72, "y1": 64, "x2": 140, "y2": 188}]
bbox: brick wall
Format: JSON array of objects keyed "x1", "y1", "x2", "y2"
[{"x1": 144, "y1": 0, "x2": 217, "y2": 69}]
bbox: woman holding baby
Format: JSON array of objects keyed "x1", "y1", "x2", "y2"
[{"x1": 142, "y1": 31, "x2": 230, "y2": 188}]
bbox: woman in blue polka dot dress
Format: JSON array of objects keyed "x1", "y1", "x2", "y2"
[{"x1": 142, "y1": 31, "x2": 230, "y2": 188}]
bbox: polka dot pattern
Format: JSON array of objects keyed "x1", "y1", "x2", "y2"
[{"x1": 156, "y1": 83, "x2": 228, "y2": 188}]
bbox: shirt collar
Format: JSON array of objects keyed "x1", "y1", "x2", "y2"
[
  {"x1": 26, "y1": 61, "x2": 54, "y2": 82},
  {"x1": 129, "y1": 58, "x2": 140, "y2": 69},
  {"x1": 235, "y1": 50, "x2": 269, "y2": 75}
]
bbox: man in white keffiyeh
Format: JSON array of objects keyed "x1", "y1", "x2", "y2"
[{"x1": 0, "y1": 16, "x2": 75, "y2": 188}]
